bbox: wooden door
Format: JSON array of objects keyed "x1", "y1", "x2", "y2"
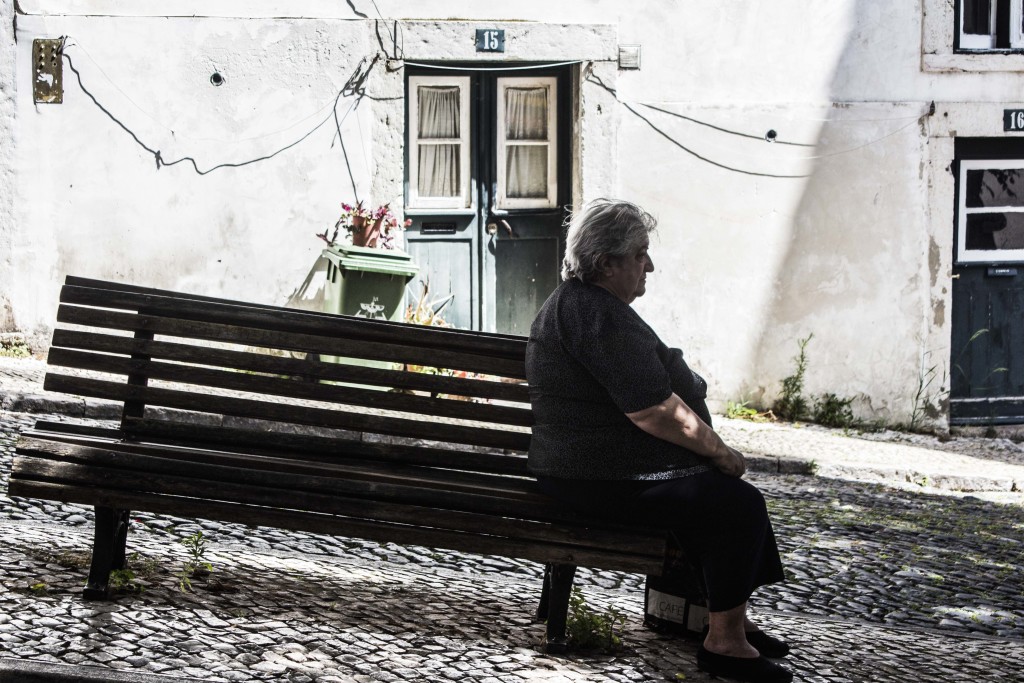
[
  {"x1": 404, "y1": 66, "x2": 571, "y2": 334},
  {"x1": 950, "y1": 143, "x2": 1024, "y2": 424}
]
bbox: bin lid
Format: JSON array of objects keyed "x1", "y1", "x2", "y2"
[{"x1": 322, "y1": 245, "x2": 419, "y2": 276}]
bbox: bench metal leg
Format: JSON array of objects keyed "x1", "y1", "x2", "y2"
[
  {"x1": 542, "y1": 563, "x2": 576, "y2": 654},
  {"x1": 535, "y1": 563, "x2": 552, "y2": 622},
  {"x1": 83, "y1": 506, "x2": 130, "y2": 600}
]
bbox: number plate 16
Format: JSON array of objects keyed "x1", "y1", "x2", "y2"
[{"x1": 1004, "y1": 109, "x2": 1024, "y2": 132}]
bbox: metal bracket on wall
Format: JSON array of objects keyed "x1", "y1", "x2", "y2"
[{"x1": 33, "y1": 38, "x2": 63, "y2": 104}]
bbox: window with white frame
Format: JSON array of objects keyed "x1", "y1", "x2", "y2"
[
  {"x1": 958, "y1": 160, "x2": 1024, "y2": 262},
  {"x1": 959, "y1": 0, "x2": 1024, "y2": 50},
  {"x1": 496, "y1": 77, "x2": 557, "y2": 209},
  {"x1": 408, "y1": 76, "x2": 471, "y2": 209}
]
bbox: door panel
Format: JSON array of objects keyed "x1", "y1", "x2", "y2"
[
  {"x1": 950, "y1": 266, "x2": 1024, "y2": 422},
  {"x1": 404, "y1": 229, "x2": 476, "y2": 330},
  {"x1": 494, "y1": 232, "x2": 561, "y2": 335}
]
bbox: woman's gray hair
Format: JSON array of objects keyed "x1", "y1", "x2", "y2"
[{"x1": 561, "y1": 199, "x2": 657, "y2": 282}]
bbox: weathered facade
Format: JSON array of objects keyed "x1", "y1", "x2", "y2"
[{"x1": 3, "y1": 1, "x2": 1024, "y2": 428}]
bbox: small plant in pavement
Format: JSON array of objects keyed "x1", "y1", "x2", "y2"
[
  {"x1": 565, "y1": 588, "x2": 628, "y2": 652},
  {"x1": 178, "y1": 530, "x2": 214, "y2": 592}
]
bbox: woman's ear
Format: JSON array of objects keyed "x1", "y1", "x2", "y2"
[{"x1": 596, "y1": 254, "x2": 614, "y2": 277}]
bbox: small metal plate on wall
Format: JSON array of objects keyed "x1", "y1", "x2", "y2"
[{"x1": 33, "y1": 39, "x2": 63, "y2": 104}]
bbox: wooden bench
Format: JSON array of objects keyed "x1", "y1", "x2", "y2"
[{"x1": 8, "y1": 276, "x2": 692, "y2": 652}]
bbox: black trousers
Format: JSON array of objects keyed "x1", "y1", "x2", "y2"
[{"x1": 537, "y1": 470, "x2": 785, "y2": 612}]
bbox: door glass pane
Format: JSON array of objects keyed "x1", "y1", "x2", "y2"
[
  {"x1": 418, "y1": 145, "x2": 460, "y2": 198},
  {"x1": 964, "y1": 0, "x2": 992, "y2": 34},
  {"x1": 965, "y1": 168, "x2": 1024, "y2": 208},
  {"x1": 965, "y1": 212, "x2": 1024, "y2": 250},
  {"x1": 505, "y1": 87, "x2": 548, "y2": 140},
  {"x1": 416, "y1": 85, "x2": 461, "y2": 198},
  {"x1": 418, "y1": 86, "x2": 460, "y2": 138},
  {"x1": 506, "y1": 146, "x2": 548, "y2": 198}
]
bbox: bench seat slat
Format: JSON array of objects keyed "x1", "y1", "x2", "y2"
[
  {"x1": 43, "y1": 375, "x2": 532, "y2": 451},
  {"x1": 12, "y1": 446, "x2": 666, "y2": 554},
  {"x1": 50, "y1": 329, "x2": 531, "y2": 403},
  {"x1": 19, "y1": 432, "x2": 535, "y2": 503},
  {"x1": 10, "y1": 479, "x2": 663, "y2": 575},
  {"x1": 61, "y1": 280, "x2": 529, "y2": 356},
  {"x1": 32, "y1": 420, "x2": 530, "y2": 476},
  {"x1": 47, "y1": 348, "x2": 534, "y2": 427},
  {"x1": 13, "y1": 439, "x2": 588, "y2": 529}
]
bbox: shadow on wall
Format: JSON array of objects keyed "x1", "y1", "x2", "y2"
[{"x1": 748, "y1": 1, "x2": 930, "y2": 425}]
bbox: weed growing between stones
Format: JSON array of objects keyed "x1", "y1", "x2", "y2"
[
  {"x1": 764, "y1": 335, "x2": 860, "y2": 430},
  {"x1": 726, "y1": 399, "x2": 776, "y2": 423},
  {"x1": 910, "y1": 348, "x2": 945, "y2": 432},
  {"x1": 109, "y1": 568, "x2": 144, "y2": 594},
  {"x1": 0, "y1": 335, "x2": 30, "y2": 358},
  {"x1": 178, "y1": 530, "x2": 214, "y2": 592},
  {"x1": 813, "y1": 393, "x2": 855, "y2": 429},
  {"x1": 773, "y1": 334, "x2": 812, "y2": 421},
  {"x1": 565, "y1": 588, "x2": 627, "y2": 653}
]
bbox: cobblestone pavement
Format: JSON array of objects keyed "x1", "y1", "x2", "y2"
[{"x1": 3, "y1": 411, "x2": 1024, "y2": 682}]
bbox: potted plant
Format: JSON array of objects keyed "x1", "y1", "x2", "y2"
[{"x1": 316, "y1": 201, "x2": 411, "y2": 250}]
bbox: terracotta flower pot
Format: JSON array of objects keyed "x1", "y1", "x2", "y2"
[{"x1": 350, "y1": 216, "x2": 383, "y2": 248}]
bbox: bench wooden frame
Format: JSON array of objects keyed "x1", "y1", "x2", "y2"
[{"x1": 9, "y1": 276, "x2": 679, "y2": 652}]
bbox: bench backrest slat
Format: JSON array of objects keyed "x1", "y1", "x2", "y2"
[
  {"x1": 57, "y1": 303, "x2": 526, "y2": 379},
  {"x1": 44, "y1": 374, "x2": 532, "y2": 451},
  {"x1": 50, "y1": 329, "x2": 530, "y2": 402},
  {"x1": 59, "y1": 284, "x2": 528, "y2": 360},
  {"x1": 47, "y1": 348, "x2": 533, "y2": 427},
  {"x1": 63, "y1": 275, "x2": 531, "y2": 348}
]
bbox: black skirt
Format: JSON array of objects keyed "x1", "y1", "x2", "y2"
[{"x1": 536, "y1": 469, "x2": 786, "y2": 612}]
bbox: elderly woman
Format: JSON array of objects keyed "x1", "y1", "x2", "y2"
[{"x1": 526, "y1": 199, "x2": 792, "y2": 683}]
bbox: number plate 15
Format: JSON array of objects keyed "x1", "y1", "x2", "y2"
[
  {"x1": 476, "y1": 29, "x2": 505, "y2": 53},
  {"x1": 1004, "y1": 109, "x2": 1024, "y2": 132}
]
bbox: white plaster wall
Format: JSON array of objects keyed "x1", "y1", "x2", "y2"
[
  {"x1": 8, "y1": 0, "x2": 1024, "y2": 426},
  {"x1": 603, "y1": 1, "x2": 999, "y2": 427},
  {"x1": 11, "y1": 12, "x2": 374, "y2": 348},
  {"x1": 0, "y1": 0, "x2": 16, "y2": 331}
]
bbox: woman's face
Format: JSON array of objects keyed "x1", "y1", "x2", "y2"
[{"x1": 598, "y1": 239, "x2": 655, "y2": 304}]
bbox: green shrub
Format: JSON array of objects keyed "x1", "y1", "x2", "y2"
[
  {"x1": 565, "y1": 588, "x2": 627, "y2": 652},
  {"x1": 813, "y1": 393, "x2": 855, "y2": 428},
  {"x1": 773, "y1": 334, "x2": 812, "y2": 420}
]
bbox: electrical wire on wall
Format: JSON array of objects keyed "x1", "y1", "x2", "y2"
[
  {"x1": 584, "y1": 72, "x2": 932, "y2": 178},
  {"x1": 56, "y1": 37, "x2": 375, "y2": 203}
]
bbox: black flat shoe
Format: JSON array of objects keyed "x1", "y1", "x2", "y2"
[
  {"x1": 697, "y1": 645, "x2": 793, "y2": 683},
  {"x1": 745, "y1": 630, "x2": 790, "y2": 658}
]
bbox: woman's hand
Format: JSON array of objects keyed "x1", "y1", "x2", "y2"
[{"x1": 711, "y1": 446, "x2": 747, "y2": 478}]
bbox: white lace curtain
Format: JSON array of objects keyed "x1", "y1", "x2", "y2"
[
  {"x1": 417, "y1": 86, "x2": 461, "y2": 197},
  {"x1": 505, "y1": 87, "x2": 548, "y2": 199}
]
